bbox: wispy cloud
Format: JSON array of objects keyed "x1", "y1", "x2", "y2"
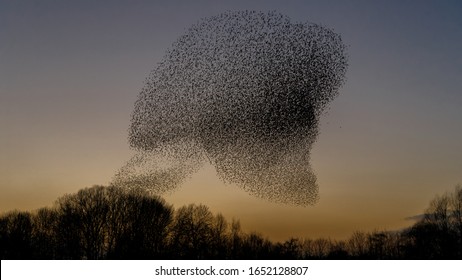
[{"x1": 405, "y1": 214, "x2": 425, "y2": 222}]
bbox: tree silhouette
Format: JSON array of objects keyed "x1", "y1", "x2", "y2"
[
  {"x1": 169, "y1": 204, "x2": 214, "y2": 259},
  {"x1": 240, "y1": 232, "x2": 274, "y2": 259},
  {"x1": 452, "y1": 185, "x2": 462, "y2": 258},
  {"x1": 208, "y1": 213, "x2": 230, "y2": 258},
  {"x1": 229, "y1": 219, "x2": 243, "y2": 258},
  {"x1": 105, "y1": 187, "x2": 173, "y2": 259},
  {"x1": 279, "y1": 238, "x2": 303, "y2": 259},
  {"x1": 0, "y1": 211, "x2": 33, "y2": 259},
  {"x1": 327, "y1": 240, "x2": 349, "y2": 259},
  {"x1": 31, "y1": 207, "x2": 59, "y2": 259},
  {"x1": 347, "y1": 231, "x2": 368, "y2": 258},
  {"x1": 1, "y1": 184, "x2": 461, "y2": 259}
]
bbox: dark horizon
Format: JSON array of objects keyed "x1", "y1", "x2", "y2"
[{"x1": 1, "y1": 184, "x2": 461, "y2": 260}]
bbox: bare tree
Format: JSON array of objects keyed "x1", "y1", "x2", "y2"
[
  {"x1": 450, "y1": 184, "x2": 462, "y2": 257},
  {"x1": 0, "y1": 211, "x2": 33, "y2": 259},
  {"x1": 170, "y1": 204, "x2": 214, "y2": 258},
  {"x1": 31, "y1": 207, "x2": 59, "y2": 259},
  {"x1": 55, "y1": 186, "x2": 109, "y2": 259},
  {"x1": 230, "y1": 218, "x2": 242, "y2": 258},
  {"x1": 347, "y1": 231, "x2": 368, "y2": 258},
  {"x1": 425, "y1": 193, "x2": 450, "y2": 231},
  {"x1": 209, "y1": 213, "x2": 230, "y2": 258},
  {"x1": 241, "y1": 232, "x2": 273, "y2": 259},
  {"x1": 312, "y1": 238, "x2": 331, "y2": 259},
  {"x1": 279, "y1": 238, "x2": 303, "y2": 259}
]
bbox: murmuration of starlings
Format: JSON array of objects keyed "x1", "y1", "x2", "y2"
[{"x1": 112, "y1": 11, "x2": 348, "y2": 206}]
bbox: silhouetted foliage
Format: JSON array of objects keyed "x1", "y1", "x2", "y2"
[
  {"x1": 0, "y1": 211, "x2": 33, "y2": 259},
  {"x1": 347, "y1": 231, "x2": 368, "y2": 258},
  {"x1": 169, "y1": 204, "x2": 214, "y2": 259},
  {"x1": 403, "y1": 185, "x2": 462, "y2": 259},
  {"x1": 1, "y1": 184, "x2": 461, "y2": 259}
]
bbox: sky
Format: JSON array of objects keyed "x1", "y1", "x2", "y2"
[{"x1": 1, "y1": 0, "x2": 461, "y2": 241}]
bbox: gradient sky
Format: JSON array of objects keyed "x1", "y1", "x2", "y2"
[{"x1": 1, "y1": 0, "x2": 461, "y2": 241}]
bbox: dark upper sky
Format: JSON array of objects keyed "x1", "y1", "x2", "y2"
[{"x1": 1, "y1": 0, "x2": 461, "y2": 240}]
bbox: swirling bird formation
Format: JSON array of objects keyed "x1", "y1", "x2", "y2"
[{"x1": 113, "y1": 11, "x2": 348, "y2": 206}]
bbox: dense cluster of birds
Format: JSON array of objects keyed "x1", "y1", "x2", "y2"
[{"x1": 112, "y1": 11, "x2": 348, "y2": 206}]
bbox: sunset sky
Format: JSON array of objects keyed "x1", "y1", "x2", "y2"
[{"x1": 1, "y1": 0, "x2": 461, "y2": 241}]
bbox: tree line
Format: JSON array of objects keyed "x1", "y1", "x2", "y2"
[{"x1": 1, "y1": 185, "x2": 461, "y2": 259}]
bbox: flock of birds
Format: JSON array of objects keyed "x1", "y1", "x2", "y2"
[{"x1": 112, "y1": 11, "x2": 348, "y2": 206}]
